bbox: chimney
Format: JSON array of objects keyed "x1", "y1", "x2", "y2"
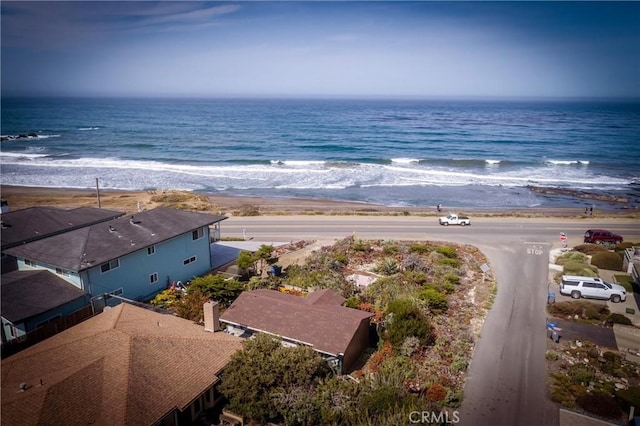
[{"x1": 203, "y1": 301, "x2": 220, "y2": 332}]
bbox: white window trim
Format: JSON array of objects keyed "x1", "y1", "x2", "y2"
[
  {"x1": 147, "y1": 245, "x2": 156, "y2": 256},
  {"x1": 55, "y1": 267, "x2": 72, "y2": 277},
  {"x1": 100, "y1": 259, "x2": 120, "y2": 274},
  {"x1": 192, "y1": 227, "x2": 204, "y2": 241},
  {"x1": 150, "y1": 272, "x2": 158, "y2": 284},
  {"x1": 183, "y1": 255, "x2": 197, "y2": 266}
]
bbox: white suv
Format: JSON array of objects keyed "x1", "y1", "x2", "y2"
[{"x1": 559, "y1": 275, "x2": 627, "y2": 303}]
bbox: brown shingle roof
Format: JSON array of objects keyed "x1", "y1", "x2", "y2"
[
  {"x1": 1, "y1": 303, "x2": 243, "y2": 426},
  {"x1": 220, "y1": 289, "x2": 373, "y2": 356},
  {"x1": 1, "y1": 206, "x2": 124, "y2": 250},
  {"x1": 1, "y1": 270, "x2": 87, "y2": 323},
  {"x1": 4, "y1": 207, "x2": 226, "y2": 271}
]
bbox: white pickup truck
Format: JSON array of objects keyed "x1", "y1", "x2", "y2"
[{"x1": 439, "y1": 213, "x2": 471, "y2": 226}]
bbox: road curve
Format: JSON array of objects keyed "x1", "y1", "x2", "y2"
[{"x1": 221, "y1": 215, "x2": 639, "y2": 426}]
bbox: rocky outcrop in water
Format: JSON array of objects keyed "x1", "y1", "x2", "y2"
[
  {"x1": 526, "y1": 185, "x2": 630, "y2": 204},
  {"x1": 1, "y1": 133, "x2": 39, "y2": 142}
]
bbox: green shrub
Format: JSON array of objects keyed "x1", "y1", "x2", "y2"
[
  {"x1": 563, "y1": 260, "x2": 598, "y2": 277},
  {"x1": 345, "y1": 296, "x2": 360, "y2": 309},
  {"x1": 617, "y1": 386, "x2": 640, "y2": 409},
  {"x1": 438, "y1": 258, "x2": 460, "y2": 268},
  {"x1": 441, "y1": 282, "x2": 456, "y2": 294},
  {"x1": 383, "y1": 245, "x2": 399, "y2": 255},
  {"x1": 385, "y1": 299, "x2": 434, "y2": 349},
  {"x1": 352, "y1": 240, "x2": 370, "y2": 252},
  {"x1": 568, "y1": 363, "x2": 596, "y2": 385},
  {"x1": 548, "y1": 301, "x2": 609, "y2": 319},
  {"x1": 574, "y1": 244, "x2": 609, "y2": 255},
  {"x1": 409, "y1": 243, "x2": 432, "y2": 254},
  {"x1": 419, "y1": 288, "x2": 449, "y2": 314},
  {"x1": 575, "y1": 392, "x2": 622, "y2": 419},
  {"x1": 556, "y1": 251, "x2": 588, "y2": 266},
  {"x1": 436, "y1": 246, "x2": 457, "y2": 259},
  {"x1": 591, "y1": 251, "x2": 623, "y2": 271},
  {"x1": 545, "y1": 351, "x2": 559, "y2": 361},
  {"x1": 333, "y1": 252, "x2": 349, "y2": 266},
  {"x1": 403, "y1": 270, "x2": 428, "y2": 286},
  {"x1": 614, "y1": 274, "x2": 634, "y2": 292},
  {"x1": 150, "y1": 288, "x2": 180, "y2": 308},
  {"x1": 551, "y1": 385, "x2": 574, "y2": 406},
  {"x1": 443, "y1": 272, "x2": 461, "y2": 285},
  {"x1": 375, "y1": 257, "x2": 400, "y2": 276},
  {"x1": 607, "y1": 313, "x2": 633, "y2": 326}
]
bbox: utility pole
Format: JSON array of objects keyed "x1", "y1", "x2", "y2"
[{"x1": 96, "y1": 178, "x2": 101, "y2": 208}]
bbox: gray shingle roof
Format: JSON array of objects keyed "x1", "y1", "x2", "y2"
[
  {"x1": 4, "y1": 207, "x2": 226, "y2": 271},
  {"x1": 1, "y1": 270, "x2": 87, "y2": 323},
  {"x1": 1, "y1": 206, "x2": 124, "y2": 249},
  {"x1": 220, "y1": 289, "x2": 373, "y2": 356}
]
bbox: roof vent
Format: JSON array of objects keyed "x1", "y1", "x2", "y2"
[
  {"x1": 108, "y1": 225, "x2": 116, "y2": 233},
  {"x1": 130, "y1": 216, "x2": 140, "y2": 225},
  {"x1": 19, "y1": 382, "x2": 30, "y2": 392}
]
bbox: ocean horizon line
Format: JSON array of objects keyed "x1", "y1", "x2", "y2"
[{"x1": 2, "y1": 94, "x2": 639, "y2": 104}]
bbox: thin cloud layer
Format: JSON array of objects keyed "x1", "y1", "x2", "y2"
[{"x1": 1, "y1": 1, "x2": 638, "y2": 99}]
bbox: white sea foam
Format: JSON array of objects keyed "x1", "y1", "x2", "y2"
[
  {"x1": 78, "y1": 127, "x2": 101, "y2": 131},
  {"x1": 0, "y1": 151, "x2": 49, "y2": 159},
  {"x1": 545, "y1": 159, "x2": 589, "y2": 166},
  {"x1": 485, "y1": 159, "x2": 501, "y2": 164},
  {"x1": 391, "y1": 158, "x2": 421, "y2": 164},
  {"x1": 0, "y1": 154, "x2": 633, "y2": 195},
  {"x1": 270, "y1": 159, "x2": 325, "y2": 166}
]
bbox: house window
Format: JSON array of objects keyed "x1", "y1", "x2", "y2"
[
  {"x1": 110, "y1": 288, "x2": 124, "y2": 296},
  {"x1": 55, "y1": 267, "x2": 71, "y2": 277},
  {"x1": 192, "y1": 227, "x2": 204, "y2": 241},
  {"x1": 150, "y1": 272, "x2": 158, "y2": 284},
  {"x1": 24, "y1": 259, "x2": 37, "y2": 267},
  {"x1": 183, "y1": 256, "x2": 197, "y2": 265},
  {"x1": 100, "y1": 259, "x2": 120, "y2": 273},
  {"x1": 147, "y1": 245, "x2": 156, "y2": 256}
]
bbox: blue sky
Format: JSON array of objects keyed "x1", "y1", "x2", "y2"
[{"x1": 1, "y1": 1, "x2": 638, "y2": 99}]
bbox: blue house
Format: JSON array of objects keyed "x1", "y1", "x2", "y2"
[
  {"x1": 4, "y1": 207, "x2": 227, "y2": 302},
  {"x1": 1, "y1": 270, "x2": 89, "y2": 344},
  {"x1": 1, "y1": 206, "x2": 124, "y2": 272}
]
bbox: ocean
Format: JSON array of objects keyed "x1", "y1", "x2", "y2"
[{"x1": 1, "y1": 97, "x2": 639, "y2": 210}]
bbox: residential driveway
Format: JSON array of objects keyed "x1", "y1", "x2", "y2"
[{"x1": 548, "y1": 318, "x2": 617, "y2": 349}]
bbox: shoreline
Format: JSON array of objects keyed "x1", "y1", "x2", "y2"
[{"x1": 1, "y1": 184, "x2": 638, "y2": 218}]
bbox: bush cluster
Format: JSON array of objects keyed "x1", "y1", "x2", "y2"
[
  {"x1": 575, "y1": 392, "x2": 622, "y2": 419},
  {"x1": 562, "y1": 260, "x2": 598, "y2": 277},
  {"x1": 419, "y1": 288, "x2": 449, "y2": 314},
  {"x1": 573, "y1": 244, "x2": 609, "y2": 256},
  {"x1": 548, "y1": 301, "x2": 610, "y2": 320},
  {"x1": 385, "y1": 299, "x2": 434, "y2": 349},
  {"x1": 556, "y1": 251, "x2": 588, "y2": 266},
  {"x1": 590, "y1": 251, "x2": 623, "y2": 271}
]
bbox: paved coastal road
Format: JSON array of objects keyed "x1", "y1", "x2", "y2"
[{"x1": 222, "y1": 216, "x2": 639, "y2": 426}]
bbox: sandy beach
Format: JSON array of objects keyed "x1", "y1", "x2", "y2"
[{"x1": 1, "y1": 185, "x2": 637, "y2": 219}]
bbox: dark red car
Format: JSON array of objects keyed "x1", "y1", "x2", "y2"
[{"x1": 583, "y1": 229, "x2": 623, "y2": 245}]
